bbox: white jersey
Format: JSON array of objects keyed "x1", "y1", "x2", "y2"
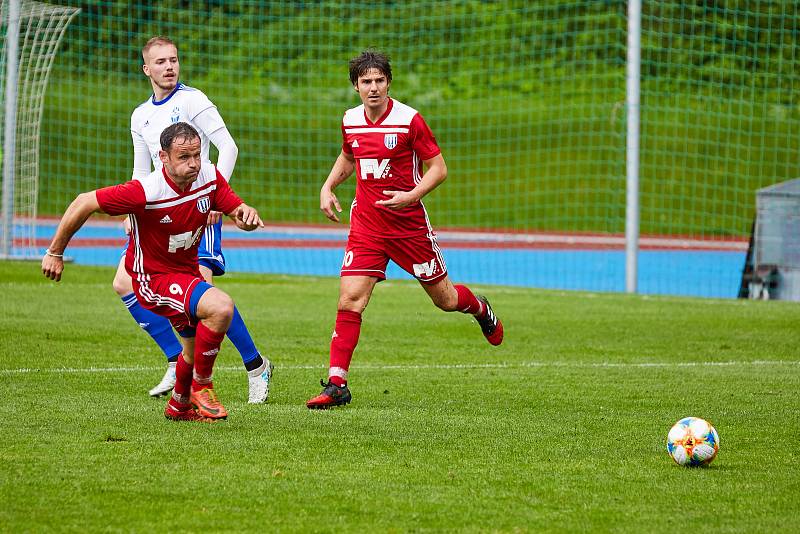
[{"x1": 130, "y1": 83, "x2": 225, "y2": 172}]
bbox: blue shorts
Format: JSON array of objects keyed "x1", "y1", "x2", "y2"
[
  {"x1": 121, "y1": 219, "x2": 226, "y2": 276},
  {"x1": 198, "y1": 219, "x2": 226, "y2": 276}
]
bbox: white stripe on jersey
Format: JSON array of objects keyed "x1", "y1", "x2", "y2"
[
  {"x1": 342, "y1": 99, "x2": 419, "y2": 127},
  {"x1": 130, "y1": 213, "x2": 144, "y2": 276},
  {"x1": 344, "y1": 127, "x2": 409, "y2": 134},
  {"x1": 203, "y1": 225, "x2": 214, "y2": 258},
  {"x1": 129, "y1": 212, "x2": 187, "y2": 313},
  {"x1": 145, "y1": 184, "x2": 217, "y2": 209}
]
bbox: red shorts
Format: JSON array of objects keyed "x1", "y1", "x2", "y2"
[
  {"x1": 132, "y1": 273, "x2": 206, "y2": 333},
  {"x1": 340, "y1": 231, "x2": 447, "y2": 284}
]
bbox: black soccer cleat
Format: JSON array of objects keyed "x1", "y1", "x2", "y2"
[
  {"x1": 476, "y1": 295, "x2": 504, "y2": 346},
  {"x1": 306, "y1": 379, "x2": 352, "y2": 409}
]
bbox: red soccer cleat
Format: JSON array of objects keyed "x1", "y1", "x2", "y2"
[
  {"x1": 190, "y1": 387, "x2": 228, "y2": 419},
  {"x1": 306, "y1": 379, "x2": 352, "y2": 409},
  {"x1": 476, "y1": 295, "x2": 504, "y2": 346},
  {"x1": 164, "y1": 402, "x2": 216, "y2": 423}
]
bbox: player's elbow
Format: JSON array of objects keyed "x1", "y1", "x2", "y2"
[
  {"x1": 221, "y1": 139, "x2": 238, "y2": 162},
  {"x1": 74, "y1": 192, "x2": 100, "y2": 213},
  {"x1": 437, "y1": 163, "x2": 448, "y2": 184}
]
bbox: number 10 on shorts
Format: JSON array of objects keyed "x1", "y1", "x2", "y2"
[{"x1": 342, "y1": 250, "x2": 354, "y2": 267}]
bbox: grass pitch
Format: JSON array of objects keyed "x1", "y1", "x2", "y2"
[{"x1": 1, "y1": 260, "x2": 799, "y2": 532}]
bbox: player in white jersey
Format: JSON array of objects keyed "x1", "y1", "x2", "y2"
[{"x1": 112, "y1": 36, "x2": 272, "y2": 403}]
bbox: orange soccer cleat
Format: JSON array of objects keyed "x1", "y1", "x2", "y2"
[{"x1": 190, "y1": 387, "x2": 229, "y2": 419}]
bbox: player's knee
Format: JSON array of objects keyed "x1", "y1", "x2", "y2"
[
  {"x1": 433, "y1": 293, "x2": 459, "y2": 311},
  {"x1": 338, "y1": 293, "x2": 368, "y2": 314},
  {"x1": 111, "y1": 270, "x2": 133, "y2": 296},
  {"x1": 212, "y1": 292, "x2": 235, "y2": 322},
  {"x1": 198, "y1": 288, "x2": 234, "y2": 328}
]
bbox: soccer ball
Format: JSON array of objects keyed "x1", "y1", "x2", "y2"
[{"x1": 667, "y1": 417, "x2": 719, "y2": 467}]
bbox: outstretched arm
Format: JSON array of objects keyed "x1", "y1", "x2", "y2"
[
  {"x1": 376, "y1": 154, "x2": 447, "y2": 210},
  {"x1": 42, "y1": 192, "x2": 102, "y2": 281},
  {"x1": 320, "y1": 150, "x2": 356, "y2": 222}
]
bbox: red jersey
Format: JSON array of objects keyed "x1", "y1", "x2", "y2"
[
  {"x1": 95, "y1": 165, "x2": 242, "y2": 278},
  {"x1": 341, "y1": 98, "x2": 441, "y2": 237}
]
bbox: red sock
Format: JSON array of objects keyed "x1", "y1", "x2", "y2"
[
  {"x1": 169, "y1": 353, "x2": 193, "y2": 409},
  {"x1": 454, "y1": 284, "x2": 484, "y2": 315},
  {"x1": 328, "y1": 310, "x2": 362, "y2": 386},
  {"x1": 192, "y1": 322, "x2": 225, "y2": 391}
]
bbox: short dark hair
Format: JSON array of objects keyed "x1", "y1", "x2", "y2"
[
  {"x1": 349, "y1": 49, "x2": 392, "y2": 85},
  {"x1": 160, "y1": 122, "x2": 199, "y2": 151}
]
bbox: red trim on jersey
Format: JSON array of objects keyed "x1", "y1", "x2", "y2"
[
  {"x1": 161, "y1": 166, "x2": 187, "y2": 196},
  {"x1": 365, "y1": 97, "x2": 394, "y2": 125}
]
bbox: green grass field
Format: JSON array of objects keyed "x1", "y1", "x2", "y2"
[{"x1": 1, "y1": 260, "x2": 799, "y2": 532}]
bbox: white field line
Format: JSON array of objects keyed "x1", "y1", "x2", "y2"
[{"x1": 1, "y1": 359, "x2": 798, "y2": 376}]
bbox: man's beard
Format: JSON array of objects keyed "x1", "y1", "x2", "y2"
[{"x1": 155, "y1": 78, "x2": 177, "y2": 91}]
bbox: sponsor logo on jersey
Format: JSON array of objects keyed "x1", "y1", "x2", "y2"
[
  {"x1": 171, "y1": 106, "x2": 180, "y2": 124},
  {"x1": 413, "y1": 259, "x2": 438, "y2": 278},
  {"x1": 351, "y1": 139, "x2": 359, "y2": 148},
  {"x1": 384, "y1": 133, "x2": 397, "y2": 149},
  {"x1": 360, "y1": 158, "x2": 391, "y2": 180},
  {"x1": 143, "y1": 120, "x2": 149, "y2": 128},
  {"x1": 168, "y1": 226, "x2": 204, "y2": 253},
  {"x1": 197, "y1": 196, "x2": 210, "y2": 213},
  {"x1": 160, "y1": 215, "x2": 172, "y2": 224}
]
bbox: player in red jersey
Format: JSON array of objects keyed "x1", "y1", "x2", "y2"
[
  {"x1": 306, "y1": 50, "x2": 504, "y2": 409},
  {"x1": 42, "y1": 122, "x2": 264, "y2": 422}
]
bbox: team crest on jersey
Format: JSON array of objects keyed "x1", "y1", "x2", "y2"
[
  {"x1": 384, "y1": 133, "x2": 397, "y2": 149},
  {"x1": 170, "y1": 106, "x2": 180, "y2": 124},
  {"x1": 197, "y1": 196, "x2": 210, "y2": 214}
]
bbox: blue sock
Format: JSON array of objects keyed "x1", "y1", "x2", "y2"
[
  {"x1": 121, "y1": 293, "x2": 182, "y2": 361},
  {"x1": 227, "y1": 306, "x2": 261, "y2": 367}
]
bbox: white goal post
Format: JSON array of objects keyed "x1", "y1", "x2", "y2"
[{"x1": 0, "y1": 0, "x2": 79, "y2": 259}]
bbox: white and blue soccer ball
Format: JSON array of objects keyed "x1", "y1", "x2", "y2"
[{"x1": 667, "y1": 417, "x2": 719, "y2": 467}]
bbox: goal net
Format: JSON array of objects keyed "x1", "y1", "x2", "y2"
[
  {"x1": 28, "y1": 1, "x2": 800, "y2": 297},
  {"x1": 0, "y1": 0, "x2": 79, "y2": 258}
]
